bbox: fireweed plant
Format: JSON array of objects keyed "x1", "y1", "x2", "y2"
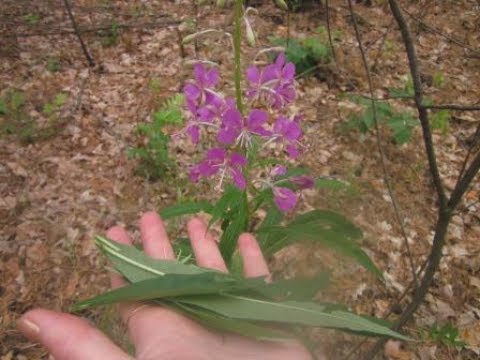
[
  {"x1": 74, "y1": 0, "x2": 408, "y2": 345},
  {"x1": 185, "y1": 54, "x2": 308, "y2": 212}
]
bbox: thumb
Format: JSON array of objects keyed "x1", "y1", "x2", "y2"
[{"x1": 17, "y1": 308, "x2": 132, "y2": 360}]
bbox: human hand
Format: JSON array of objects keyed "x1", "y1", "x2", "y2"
[{"x1": 18, "y1": 212, "x2": 312, "y2": 360}]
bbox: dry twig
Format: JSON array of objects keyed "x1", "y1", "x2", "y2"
[
  {"x1": 362, "y1": 1, "x2": 480, "y2": 357},
  {"x1": 346, "y1": 0, "x2": 418, "y2": 287}
]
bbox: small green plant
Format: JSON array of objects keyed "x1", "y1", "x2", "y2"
[
  {"x1": 1, "y1": 90, "x2": 69, "y2": 143},
  {"x1": 128, "y1": 95, "x2": 184, "y2": 180},
  {"x1": 270, "y1": 26, "x2": 335, "y2": 77},
  {"x1": 149, "y1": 78, "x2": 162, "y2": 95},
  {"x1": 46, "y1": 58, "x2": 61, "y2": 73},
  {"x1": 342, "y1": 95, "x2": 418, "y2": 145},
  {"x1": 430, "y1": 109, "x2": 450, "y2": 135},
  {"x1": 432, "y1": 72, "x2": 445, "y2": 88},
  {"x1": 388, "y1": 76, "x2": 414, "y2": 98},
  {"x1": 0, "y1": 89, "x2": 36, "y2": 143},
  {"x1": 43, "y1": 92, "x2": 68, "y2": 117},
  {"x1": 99, "y1": 21, "x2": 120, "y2": 47},
  {"x1": 24, "y1": 13, "x2": 40, "y2": 25},
  {"x1": 427, "y1": 323, "x2": 466, "y2": 348}
]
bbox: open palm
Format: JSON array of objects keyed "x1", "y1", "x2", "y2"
[{"x1": 18, "y1": 212, "x2": 312, "y2": 360}]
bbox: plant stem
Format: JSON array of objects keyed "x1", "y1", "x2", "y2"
[{"x1": 233, "y1": 0, "x2": 244, "y2": 113}]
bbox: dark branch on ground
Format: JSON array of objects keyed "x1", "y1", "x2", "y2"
[
  {"x1": 62, "y1": 0, "x2": 95, "y2": 67},
  {"x1": 424, "y1": 104, "x2": 480, "y2": 111}
]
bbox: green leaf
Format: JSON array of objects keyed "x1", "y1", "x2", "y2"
[
  {"x1": 388, "y1": 87, "x2": 413, "y2": 98},
  {"x1": 431, "y1": 110, "x2": 450, "y2": 134},
  {"x1": 95, "y1": 236, "x2": 210, "y2": 283},
  {"x1": 258, "y1": 210, "x2": 382, "y2": 277},
  {"x1": 0, "y1": 99, "x2": 7, "y2": 115},
  {"x1": 177, "y1": 294, "x2": 408, "y2": 340},
  {"x1": 208, "y1": 186, "x2": 243, "y2": 228},
  {"x1": 219, "y1": 193, "x2": 248, "y2": 264},
  {"x1": 254, "y1": 272, "x2": 331, "y2": 301},
  {"x1": 256, "y1": 203, "x2": 284, "y2": 252},
  {"x1": 73, "y1": 272, "x2": 264, "y2": 311},
  {"x1": 387, "y1": 112, "x2": 417, "y2": 144},
  {"x1": 315, "y1": 178, "x2": 350, "y2": 191},
  {"x1": 173, "y1": 301, "x2": 292, "y2": 341},
  {"x1": 53, "y1": 93, "x2": 68, "y2": 107},
  {"x1": 160, "y1": 202, "x2": 213, "y2": 219}
]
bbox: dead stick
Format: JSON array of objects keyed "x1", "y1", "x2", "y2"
[
  {"x1": 346, "y1": 0, "x2": 418, "y2": 288},
  {"x1": 62, "y1": 0, "x2": 95, "y2": 67}
]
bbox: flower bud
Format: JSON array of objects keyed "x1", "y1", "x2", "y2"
[
  {"x1": 290, "y1": 176, "x2": 314, "y2": 189},
  {"x1": 244, "y1": 17, "x2": 256, "y2": 47},
  {"x1": 274, "y1": 0, "x2": 289, "y2": 11}
]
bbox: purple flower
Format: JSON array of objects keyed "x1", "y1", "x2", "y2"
[
  {"x1": 217, "y1": 108, "x2": 270, "y2": 146},
  {"x1": 268, "y1": 166, "x2": 314, "y2": 212},
  {"x1": 272, "y1": 116, "x2": 303, "y2": 158},
  {"x1": 189, "y1": 148, "x2": 247, "y2": 190},
  {"x1": 273, "y1": 187, "x2": 298, "y2": 212},
  {"x1": 184, "y1": 64, "x2": 220, "y2": 103},
  {"x1": 245, "y1": 53, "x2": 296, "y2": 109}
]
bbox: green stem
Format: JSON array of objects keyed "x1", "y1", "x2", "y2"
[{"x1": 233, "y1": 0, "x2": 244, "y2": 113}]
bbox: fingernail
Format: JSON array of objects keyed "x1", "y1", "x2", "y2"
[{"x1": 18, "y1": 318, "x2": 40, "y2": 338}]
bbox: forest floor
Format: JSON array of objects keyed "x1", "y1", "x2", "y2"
[{"x1": 1, "y1": 0, "x2": 479, "y2": 359}]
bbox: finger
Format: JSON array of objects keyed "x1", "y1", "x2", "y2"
[
  {"x1": 188, "y1": 218, "x2": 228, "y2": 272},
  {"x1": 140, "y1": 211, "x2": 175, "y2": 260},
  {"x1": 238, "y1": 233, "x2": 270, "y2": 279},
  {"x1": 17, "y1": 309, "x2": 131, "y2": 360},
  {"x1": 106, "y1": 226, "x2": 133, "y2": 289}
]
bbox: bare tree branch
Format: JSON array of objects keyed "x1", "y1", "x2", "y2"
[
  {"x1": 400, "y1": 3, "x2": 480, "y2": 56},
  {"x1": 346, "y1": 0, "x2": 418, "y2": 287},
  {"x1": 424, "y1": 104, "x2": 480, "y2": 111},
  {"x1": 62, "y1": 0, "x2": 95, "y2": 67},
  {"x1": 325, "y1": 0, "x2": 337, "y2": 63},
  {"x1": 387, "y1": 0, "x2": 447, "y2": 208},
  {"x1": 361, "y1": 1, "x2": 480, "y2": 358},
  {"x1": 3, "y1": 19, "x2": 180, "y2": 38}
]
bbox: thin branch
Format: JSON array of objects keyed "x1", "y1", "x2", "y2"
[
  {"x1": 400, "y1": 3, "x2": 480, "y2": 56},
  {"x1": 325, "y1": 0, "x2": 337, "y2": 63},
  {"x1": 448, "y1": 151, "x2": 480, "y2": 210},
  {"x1": 361, "y1": 1, "x2": 480, "y2": 357},
  {"x1": 3, "y1": 19, "x2": 180, "y2": 38},
  {"x1": 344, "y1": 258, "x2": 429, "y2": 360},
  {"x1": 388, "y1": 0, "x2": 447, "y2": 208},
  {"x1": 424, "y1": 104, "x2": 480, "y2": 111},
  {"x1": 62, "y1": 0, "x2": 95, "y2": 67},
  {"x1": 456, "y1": 123, "x2": 480, "y2": 182},
  {"x1": 346, "y1": 0, "x2": 418, "y2": 288},
  {"x1": 371, "y1": 18, "x2": 394, "y2": 71}
]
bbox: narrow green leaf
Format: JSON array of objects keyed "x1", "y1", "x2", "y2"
[
  {"x1": 160, "y1": 202, "x2": 213, "y2": 219},
  {"x1": 256, "y1": 204, "x2": 284, "y2": 252},
  {"x1": 177, "y1": 294, "x2": 408, "y2": 340},
  {"x1": 173, "y1": 301, "x2": 292, "y2": 341},
  {"x1": 208, "y1": 185, "x2": 242, "y2": 228},
  {"x1": 315, "y1": 178, "x2": 350, "y2": 191},
  {"x1": 73, "y1": 272, "x2": 263, "y2": 311},
  {"x1": 254, "y1": 272, "x2": 331, "y2": 301},
  {"x1": 219, "y1": 195, "x2": 248, "y2": 264},
  {"x1": 258, "y1": 210, "x2": 381, "y2": 277},
  {"x1": 96, "y1": 236, "x2": 210, "y2": 283}
]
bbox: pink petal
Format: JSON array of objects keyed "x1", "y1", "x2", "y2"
[
  {"x1": 231, "y1": 168, "x2": 246, "y2": 190},
  {"x1": 273, "y1": 187, "x2": 298, "y2": 212},
  {"x1": 230, "y1": 152, "x2": 247, "y2": 167}
]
